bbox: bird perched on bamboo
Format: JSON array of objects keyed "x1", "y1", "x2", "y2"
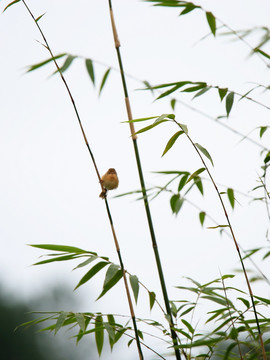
[{"x1": 99, "y1": 168, "x2": 119, "y2": 199}]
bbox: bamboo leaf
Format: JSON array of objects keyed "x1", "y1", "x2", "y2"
[
  {"x1": 253, "y1": 48, "x2": 270, "y2": 60},
  {"x1": 95, "y1": 315, "x2": 104, "y2": 356},
  {"x1": 206, "y1": 11, "x2": 216, "y2": 36},
  {"x1": 35, "y1": 13, "x2": 46, "y2": 22},
  {"x1": 149, "y1": 291, "x2": 156, "y2": 310},
  {"x1": 171, "y1": 99, "x2": 176, "y2": 110},
  {"x1": 195, "y1": 143, "x2": 214, "y2": 166},
  {"x1": 85, "y1": 59, "x2": 95, "y2": 86},
  {"x1": 207, "y1": 225, "x2": 229, "y2": 229},
  {"x1": 97, "y1": 265, "x2": 123, "y2": 300},
  {"x1": 33, "y1": 254, "x2": 77, "y2": 266},
  {"x1": 186, "y1": 168, "x2": 205, "y2": 184},
  {"x1": 226, "y1": 91, "x2": 234, "y2": 117},
  {"x1": 3, "y1": 0, "x2": 21, "y2": 12},
  {"x1": 27, "y1": 54, "x2": 67, "y2": 72},
  {"x1": 180, "y1": 3, "x2": 198, "y2": 15},
  {"x1": 55, "y1": 311, "x2": 69, "y2": 334},
  {"x1": 29, "y1": 244, "x2": 89, "y2": 254},
  {"x1": 136, "y1": 119, "x2": 168, "y2": 134},
  {"x1": 181, "y1": 319, "x2": 194, "y2": 334},
  {"x1": 99, "y1": 68, "x2": 111, "y2": 95},
  {"x1": 75, "y1": 313, "x2": 85, "y2": 331},
  {"x1": 227, "y1": 188, "x2": 235, "y2": 209},
  {"x1": 107, "y1": 315, "x2": 115, "y2": 350},
  {"x1": 259, "y1": 126, "x2": 268, "y2": 138},
  {"x1": 54, "y1": 55, "x2": 76, "y2": 75},
  {"x1": 178, "y1": 173, "x2": 189, "y2": 192},
  {"x1": 218, "y1": 88, "x2": 228, "y2": 101},
  {"x1": 199, "y1": 211, "x2": 206, "y2": 227},
  {"x1": 194, "y1": 177, "x2": 204, "y2": 195},
  {"x1": 162, "y1": 131, "x2": 184, "y2": 156},
  {"x1": 170, "y1": 194, "x2": 184, "y2": 214},
  {"x1": 74, "y1": 261, "x2": 109, "y2": 290},
  {"x1": 192, "y1": 87, "x2": 210, "y2": 99},
  {"x1": 129, "y1": 275, "x2": 139, "y2": 304}
]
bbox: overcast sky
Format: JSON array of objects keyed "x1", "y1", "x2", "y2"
[{"x1": 1, "y1": 0, "x2": 270, "y2": 359}]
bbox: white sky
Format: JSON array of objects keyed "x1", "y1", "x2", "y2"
[{"x1": 1, "y1": 0, "x2": 270, "y2": 359}]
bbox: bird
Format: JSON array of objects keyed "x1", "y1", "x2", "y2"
[{"x1": 99, "y1": 168, "x2": 119, "y2": 199}]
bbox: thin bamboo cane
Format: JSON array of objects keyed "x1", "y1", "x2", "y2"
[
  {"x1": 107, "y1": 2, "x2": 182, "y2": 359},
  {"x1": 21, "y1": 1, "x2": 144, "y2": 358}
]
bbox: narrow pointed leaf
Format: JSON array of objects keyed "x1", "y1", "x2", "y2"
[
  {"x1": 207, "y1": 225, "x2": 229, "y2": 229},
  {"x1": 227, "y1": 188, "x2": 235, "y2": 209},
  {"x1": 27, "y1": 54, "x2": 67, "y2": 72},
  {"x1": 186, "y1": 168, "x2": 205, "y2": 184},
  {"x1": 29, "y1": 244, "x2": 89, "y2": 254},
  {"x1": 95, "y1": 315, "x2": 104, "y2": 356},
  {"x1": 99, "y1": 68, "x2": 111, "y2": 95},
  {"x1": 104, "y1": 322, "x2": 115, "y2": 342},
  {"x1": 55, "y1": 311, "x2": 69, "y2": 334},
  {"x1": 136, "y1": 119, "x2": 168, "y2": 134},
  {"x1": 73, "y1": 256, "x2": 97, "y2": 270},
  {"x1": 195, "y1": 143, "x2": 214, "y2": 166},
  {"x1": 54, "y1": 55, "x2": 76, "y2": 75},
  {"x1": 226, "y1": 91, "x2": 234, "y2": 116},
  {"x1": 129, "y1": 275, "x2": 139, "y2": 304},
  {"x1": 206, "y1": 12, "x2": 216, "y2": 36},
  {"x1": 171, "y1": 99, "x2": 176, "y2": 110},
  {"x1": 149, "y1": 291, "x2": 156, "y2": 310},
  {"x1": 3, "y1": 0, "x2": 21, "y2": 12},
  {"x1": 75, "y1": 313, "x2": 85, "y2": 331},
  {"x1": 85, "y1": 59, "x2": 95, "y2": 86},
  {"x1": 74, "y1": 261, "x2": 109, "y2": 290},
  {"x1": 35, "y1": 13, "x2": 46, "y2": 22},
  {"x1": 199, "y1": 211, "x2": 206, "y2": 226},
  {"x1": 181, "y1": 319, "x2": 194, "y2": 334},
  {"x1": 97, "y1": 265, "x2": 123, "y2": 300},
  {"x1": 162, "y1": 131, "x2": 184, "y2": 156},
  {"x1": 170, "y1": 194, "x2": 184, "y2": 214},
  {"x1": 33, "y1": 254, "x2": 77, "y2": 266},
  {"x1": 259, "y1": 126, "x2": 268, "y2": 138},
  {"x1": 194, "y1": 177, "x2": 204, "y2": 195},
  {"x1": 178, "y1": 173, "x2": 189, "y2": 192},
  {"x1": 192, "y1": 87, "x2": 210, "y2": 99},
  {"x1": 107, "y1": 315, "x2": 115, "y2": 350},
  {"x1": 218, "y1": 88, "x2": 228, "y2": 101}
]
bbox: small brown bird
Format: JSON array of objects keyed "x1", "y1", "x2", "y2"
[{"x1": 99, "y1": 168, "x2": 119, "y2": 199}]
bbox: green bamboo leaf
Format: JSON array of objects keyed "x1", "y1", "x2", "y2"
[
  {"x1": 107, "y1": 315, "x2": 115, "y2": 350},
  {"x1": 149, "y1": 291, "x2": 156, "y2": 310},
  {"x1": 74, "y1": 261, "x2": 109, "y2": 290},
  {"x1": 194, "y1": 177, "x2": 204, "y2": 195},
  {"x1": 254, "y1": 295, "x2": 270, "y2": 305},
  {"x1": 192, "y1": 87, "x2": 210, "y2": 99},
  {"x1": 207, "y1": 225, "x2": 229, "y2": 229},
  {"x1": 97, "y1": 265, "x2": 123, "y2": 300},
  {"x1": 178, "y1": 173, "x2": 189, "y2": 192},
  {"x1": 170, "y1": 194, "x2": 184, "y2": 215},
  {"x1": 182, "y1": 83, "x2": 207, "y2": 93},
  {"x1": 162, "y1": 131, "x2": 184, "y2": 157},
  {"x1": 237, "y1": 297, "x2": 250, "y2": 308},
  {"x1": 33, "y1": 254, "x2": 77, "y2": 266},
  {"x1": 218, "y1": 88, "x2": 228, "y2": 101},
  {"x1": 180, "y1": 3, "x2": 198, "y2": 15},
  {"x1": 53, "y1": 55, "x2": 76, "y2": 75},
  {"x1": 195, "y1": 143, "x2": 214, "y2": 166},
  {"x1": 253, "y1": 48, "x2": 270, "y2": 60},
  {"x1": 123, "y1": 116, "x2": 158, "y2": 123},
  {"x1": 85, "y1": 59, "x2": 95, "y2": 86},
  {"x1": 129, "y1": 275, "x2": 139, "y2": 304},
  {"x1": 201, "y1": 295, "x2": 227, "y2": 306},
  {"x1": 26, "y1": 54, "x2": 67, "y2": 72},
  {"x1": 136, "y1": 119, "x2": 168, "y2": 134},
  {"x1": 224, "y1": 342, "x2": 237, "y2": 359},
  {"x1": 156, "y1": 82, "x2": 191, "y2": 100},
  {"x1": 259, "y1": 126, "x2": 268, "y2": 138},
  {"x1": 206, "y1": 11, "x2": 216, "y2": 36},
  {"x1": 3, "y1": 0, "x2": 21, "y2": 12},
  {"x1": 181, "y1": 319, "x2": 194, "y2": 334},
  {"x1": 199, "y1": 211, "x2": 206, "y2": 227},
  {"x1": 186, "y1": 168, "x2": 205, "y2": 184},
  {"x1": 75, "y1": 313, "x2": 85, "y2": 331},
  {"x1": 170, "y1": 99, "x2": 176, "y2": 110},
  {"x1": 226, "y1": 91, "x2": 235, "y2": 117},
  {"x1": 35, "y1": 13, "x2": 46, "y2": 22},
  {"x1": 55, "y1": 311, "x2": 69, "y2": 334},
  {"x1": 99, "y1": 68, "x2": 111, "y2": 96},
  {"x1": 227, "y1": 188, "x2": 235, "y2": 209},
  {"x1": 29, "y1": 244, "x2": 88, "y2": 254},
  {"x1": 179, "y1": 123, "x2": 188, "y2": 134},
  {"x1": 73, "y1": 256, "x2": 98, "y2": 270},
  {"x1": 95, "y1": 315, "x2": 104, "y2": 356}
]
